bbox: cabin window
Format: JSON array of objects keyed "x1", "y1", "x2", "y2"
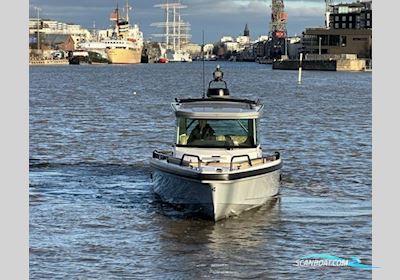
[{"x1": 176, "y1": 118, "x2": 257, "y2": 148}]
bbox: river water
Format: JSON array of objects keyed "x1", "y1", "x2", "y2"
[{"x1": 30, "y1": 62, "x2": 372, "y2": 279}]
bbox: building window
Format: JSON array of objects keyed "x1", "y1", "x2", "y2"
[
  {"x1": 340, "y1": 36, "x2": 347, "y2": 47},
  {"x1": 367, "y1": 20, "x2": 371, "y2": 26},
  {"x1": 335, "y1": 15, "x2": 339, "y2": 21},
  {"x1": 342, "y1": 15, "x2": 346, "y2": 21},
  {"x1": 349, "y1": 15, "x2": 352, "y2": 21},
  {"x1": 367, "y1": 13, "x2": 371, "y2": 19},
  {"x1": 342, "y1": 23, "x2": 346, "y2": 28},
  {"x1": 335, "y1": 23, "x2": 339, "y2": 29},
  {"x1": 349, "y1": 23, "x2": 353, "y2": 28},
  {"x1": 320, "y1": 35, "x2": 329, "y2": 45},
  {"x1": 329, "y1": 35, "x2": 340, "y2": 46}
]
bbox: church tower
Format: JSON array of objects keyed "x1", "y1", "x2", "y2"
[{"x1": 244, "y1": 23, "x2": 250, "y2": 37}]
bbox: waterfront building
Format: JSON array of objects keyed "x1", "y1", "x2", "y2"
[
  {"x1": 301, "y1": 0, "x2": 372, "y2": 59},
  {"x1": 253, "y1": 41, "x2": 268, "y2": 59},
  {"x1": 256, "y1": 35, "x2": 269, "y2": 43},
  {"x1": 236, "y1": 24, "x2": 251, "y2": 46},
  {"x1": 224, "y1": 42, "x2": 240, "y2": 52},
  {"x1": 220, "y1": 36, "x2": 234, "y2": 43},
  {"x1": 327, "y1": 1, "x2": 372, "y2": 30},
  {"x1": 182, "y1": 43, "x2": 202, "y2": 56},
  {"x1": 203, "y1": 44, "x2": 214, "y2": 55},
  {"x1": 28, "y1": 18, "x2": 92, "y2": 39},
  {"x1": 29, "y1": 17, "x2": 93, "y2": 57},
  {"x1": 287, "y1": 37, "x2": 302, "y2": 59},
  {"x1": 302, "y1": 28, "x2": 371, "y2": 58},
  {"x1": 236, "y1": 36, "x2": 250, "y2": 46}
]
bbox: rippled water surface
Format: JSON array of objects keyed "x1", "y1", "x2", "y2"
[{"x1": 30, "y1": 63, "x2": 372, "y2": 279}]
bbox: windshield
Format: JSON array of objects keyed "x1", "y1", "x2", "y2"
[{"x1": 176, "y1": 118, "x2": 257, "y2": 148}]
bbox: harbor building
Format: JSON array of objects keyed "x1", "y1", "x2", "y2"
[
  {"x1": 236, "y1": 24, "x2": 251, "y2": 46},
  {"x1": 214, "y1": 24, "x2": 252, "y2": 60},
  {"x1": 326, "y1": 0, "x2": 372, "y2": 29},
  {"x1": 303, "y1": 1, "x2": 372, "y2": 59},
  {"x1": 274, "y1": 0, "x2": 372, "y2": 71},
  {"x1": 182, "y1": 43, "x2": 202, "y2": 56},
  {"x1": 301, "y1": 28, "x2": 371, "y2": 58},
  {"x1": 29, "y1": 18, "x2": 92, "y2": 39},
  {"x1": 29, "y1": 17, "x2": 92, "y2": 57}
]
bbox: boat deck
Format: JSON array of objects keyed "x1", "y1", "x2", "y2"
[{"x1": 153, "y1": 150, "x2": 280, "y2": 172}]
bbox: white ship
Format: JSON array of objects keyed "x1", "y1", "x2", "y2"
[
  {"x1": 76, "y1": 1, "x2": 144, "y2": 64},
  {"x1": 104, "y1": 1, "x2": 143, "y2": 64},
  {"x1": 150, "y1": 66, "x2": 282, "y2": 221},
  {"x1": 164, "y1": 48, "x2": 192, "y2": 62},
  {"x1": 76, "y1": 41, "x2": 109, "y2": 61}
]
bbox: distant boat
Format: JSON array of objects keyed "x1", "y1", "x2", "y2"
[
  {"x1": 68, "y1": 49, "x2": 109, "y2": 65},
  {"x1": 165, "y1": 49, "x2": 192, "y2": 62},
  {"x1": 156, "y1": 57, "x2": 168, "y2": 63},
  {"x1": 87, "y1": 51, "x2": 109, "y2": 64},
  {"x1": 68, "y1": 50, "x2": 90, "y2": 65},
  {"x1": 76, "y1": 41, "x2": 109, "y2": 63},
  {"x1": 205, "y1": 54, "x2": 217, "y2": 61}
]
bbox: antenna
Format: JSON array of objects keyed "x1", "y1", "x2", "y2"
[{"x1": 202, "y1": 30, "x2": 206, "y2": 98}]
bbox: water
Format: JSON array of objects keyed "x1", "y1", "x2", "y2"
[{"x1": 30, "y1": 62, "x2": 372, "y2": 279}]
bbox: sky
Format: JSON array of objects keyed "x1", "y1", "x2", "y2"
[{"x1": 28, "y1": 0, "x2": 349, "y2": 43}]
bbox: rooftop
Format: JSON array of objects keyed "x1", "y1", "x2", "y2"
[{"x1": 172, "y1": 98, "x2": 264, "y2": 119}]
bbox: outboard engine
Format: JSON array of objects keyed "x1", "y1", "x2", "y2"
[{"x1": 207, "y1": 65, "x2": 230, "y2": 98}]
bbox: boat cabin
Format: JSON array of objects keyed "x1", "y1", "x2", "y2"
[{"x1": 172, "y1": 99, "x2": 263, "y2": 149}]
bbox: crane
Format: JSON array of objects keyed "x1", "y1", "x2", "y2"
[{"x1": 268, "y1": 0, "x2": 288, "y2": 59}]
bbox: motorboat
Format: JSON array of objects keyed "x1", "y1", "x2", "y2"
[
  {"x1": 68, "y1": 50, "x2": 90, "y2": 65},
  {"x1": 150, "y1": 66, "x2": 282, "y2": 221}
]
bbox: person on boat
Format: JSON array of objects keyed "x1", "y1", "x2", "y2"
[{"x1": 188, "y1": 120, "x2": 215, "y2": 143}]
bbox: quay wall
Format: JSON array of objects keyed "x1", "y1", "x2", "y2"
[
  {"x1": 336, "y1": 59, "x2": 366, "y2": 71},
  {"x1": 272, "y1": 60, "x2": 336, "y2": 71},
  {"x1": 272, "y1": 59, "x2": 367, "y2": 71},
  {"x1": 29, "y1": 59, "x2": 69, "y2": 65}
]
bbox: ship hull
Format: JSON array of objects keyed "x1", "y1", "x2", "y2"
[
  {"x1": 68, "y1": 56, "x2": 90, "y2": 65},
  {"x1": 151, "y1": 160, "x2": 281, "y2": 221},
  {"x1": 106, "y1": 48, "x2": 142, "y2": 64}
]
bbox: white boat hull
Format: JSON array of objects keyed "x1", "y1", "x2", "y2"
[{"x1": 151, "y1": 163, "x2": 281, "y2": 221}]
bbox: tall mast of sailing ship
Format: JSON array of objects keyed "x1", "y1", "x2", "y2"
[
  {"x1": 152, "y1": 1, "x2": 191, "y2": 50},
  {"x1": 116, "y1": 4, "x2": 120, "y2": 36}
]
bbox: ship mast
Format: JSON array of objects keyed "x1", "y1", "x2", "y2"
[
  {"x1": 152, "y1": 1, "x2": 191, "y2": 50},
  {"x1": 125, "y1": 0, "x2": 130, "y2": 23}
]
